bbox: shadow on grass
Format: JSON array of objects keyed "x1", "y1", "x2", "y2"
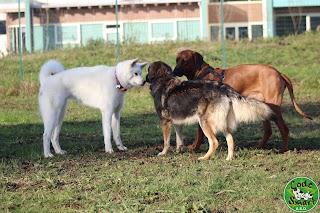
[{"x1": 0, "y1": 103, "x2": 319, "y2": 161}]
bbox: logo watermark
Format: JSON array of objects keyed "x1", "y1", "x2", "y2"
[{"x1": 284, "y1": 177, "x2": 319, "y2": 212}]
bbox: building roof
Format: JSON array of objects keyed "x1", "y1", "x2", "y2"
[
  {"x1": 0, "y1": 0, "x2": 200, "y2": 12},
  {"x1": 32, "y1": 0, "x2": 200, "y2": 8}
]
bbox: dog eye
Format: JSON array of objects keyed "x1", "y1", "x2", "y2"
[{"x1": 135, "y1": 73, "x2": 138, "y2": 76}]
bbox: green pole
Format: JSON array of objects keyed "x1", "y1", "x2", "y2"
[
  {"x1": 115, "y1": 0, "x2": 120, "y2": 62},
  {"x1": 18, "y1": 0, "x2": 23, "y2": 81},
  {"x1": 220, "y1": 0, "x2": 226, "y2": 69},
  {"x1": 24, "y1": 0, "x2": 32, "y2": 52}
]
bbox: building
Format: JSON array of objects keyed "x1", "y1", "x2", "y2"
[{"x1": 0, "y1": 0, "x2": 319, "y2": 56}]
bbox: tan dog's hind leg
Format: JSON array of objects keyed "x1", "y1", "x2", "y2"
[
  {"x1": 187, "y1": 125, "x2": 205, "y2": 151},
  {"x1": 198, "y1": 120, "x2": 219, "y2": 161},
  {"x1": 159, "y1": 121, "x2": 172, "y2": 156},
  {"x1": 257, "y1": 120, "x2": 272, "y2": 149}
]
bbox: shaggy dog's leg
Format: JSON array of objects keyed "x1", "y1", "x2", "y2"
[
  {"x1": 198, "y1": 120, "x2": 219, "y2": 161},
  {"x1": 224, "y1": 129, "x2": 235, "y2": 161},
  {"x1": 159, "y1": 121, "x2": 172, "y2": 155},
  {"x1": 175, "y1": 125, "x2": 184, "y2": 153}
]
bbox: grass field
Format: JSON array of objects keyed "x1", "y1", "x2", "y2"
[{"x1": 0, "y1": 33, "x2": 319, "y2": 212}]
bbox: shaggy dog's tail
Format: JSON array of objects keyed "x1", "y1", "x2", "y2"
[
  {"x1": 39, "y1": 60, "x2": 64, "y2": 85},
  {"x1": 227, "y1": 97, "x2": 273, "y2": 131}
]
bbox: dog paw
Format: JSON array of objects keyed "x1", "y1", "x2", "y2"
[
  {"x1": 117, "y1": 145, "x2": 128, "y2": 151},
  {"x1": 44, "y1": 153, "x2": 54, "y2": 158},
  {"x1": 158, "y1": 151, "x2": 167, "y2": 156},
  {"x1": 176, "y1": 146, "x2": 186, "y2": 153},
  {"x1": 197, "y1": 156, "x2": 209, "y2": 161},
  {"x1": 105, "y1": 149, "x2": 114, "y2": 154},
  {"x1": 225, "y1": 157, "x2": 234, "y2": 161},
  {"x1": 57, "y1": 150, "x2": 67, "y2": 155}
]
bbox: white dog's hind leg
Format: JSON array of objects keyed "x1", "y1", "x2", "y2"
[
  {"x1": 175, "y1": 125, "x2": 184, "y2": 153},
  {"x1": 42, "y1": 111, "x2": 58, "y2": 158},
  {"x1": 51, "y1": 101, "x2": 68, "y2": 155},
  {"x1": 112, "y1": 111, "x2": 127, "y2": 151},
  {"x1": 101, "y1": 109, "x2": 114, "y2": 153}
]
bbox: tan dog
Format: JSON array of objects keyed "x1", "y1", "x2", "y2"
[{"x1": 173, "y1": 50, "x2": 312, "y2": 153}]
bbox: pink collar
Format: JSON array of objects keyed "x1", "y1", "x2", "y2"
[{"x1": 115, "y1": 73, "x2": 127, "y2": 92}]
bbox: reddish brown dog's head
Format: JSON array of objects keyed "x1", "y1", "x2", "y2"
[
  {"x1": 173, "y1": 50, "x2": 204, "y2": 80},
  {"x1": 146, "y1": 61, "x2": 173, "y2": 83}
]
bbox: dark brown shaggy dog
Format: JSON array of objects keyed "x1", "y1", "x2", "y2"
[
  {"x1": 173, "y1": 50, "x2": 312, "y2": 153},
  {"x1": 146, "y1": 61, "x2": 272, "y2": 160}
]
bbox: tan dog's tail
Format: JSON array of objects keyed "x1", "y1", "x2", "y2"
[{"x1": 280, "y1": 73, "x2": 312, "y2": 120}]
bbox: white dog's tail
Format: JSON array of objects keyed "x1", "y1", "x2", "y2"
[
  {"x1": 230, "y1": 96, "x2": 272, "y2": 126},
  {"x1": 39, "y1": 60, "x2": 64, "y2": 84}
]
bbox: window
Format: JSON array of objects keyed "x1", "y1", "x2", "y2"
[
  {"x1": 56, "y1": 25, "x2": 78, "y2": 43},
  {"x1": 226, "y1": 27, "x2": 235, "y2": 40},
  {"x1": 311, "y1": 17, "x2": 320, "y2": 31},
  {"x1": 177, "y1": 20, "x2": 201, "y2": 41},
  {"x1": 151, "y1": 23, "x2": 174, "y2": 39},
  {"x1": 239, "y1": 27, "x2": 248, "y2": 40},
  {"x1": 0, "y1": 21, "x2": 6, "y2": 35},
  {"x1": 252, "y1": 25, "x2": 263, "y2": 39},
  {"x1": 210, "y1": 26, "x2": 220, "y2": 41},
  {"x1": 276, "y1": 16, "x2": 306, "y2": 36}
]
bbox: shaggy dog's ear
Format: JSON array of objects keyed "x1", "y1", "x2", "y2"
[
  {"x1": 193, "y1": 52, "x2": 203, "y2": 71},
  {"x1": 159, "y1": 63, "x2": 173, "y2": 77}
]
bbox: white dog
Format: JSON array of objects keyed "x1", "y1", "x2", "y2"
[{"x1": 38, "y1": 59, "x2": 147, "y2": 158}]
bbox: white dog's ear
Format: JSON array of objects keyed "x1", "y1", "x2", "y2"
[
  {"x1": 130, "y1": 59, "x2": 139, "y2": 67},
  {"x1": 139, "y1": 62, "x2": 148, "y2": 70}
]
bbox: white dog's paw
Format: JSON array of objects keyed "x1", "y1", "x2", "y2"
[
  {"x1": 57, "y1": 150, "x2": 67, "y2": 155},
  {"x1": 44, "y1": 152, "x2": 54, "y2": 158},
  {"x1": 117, "y1": 145, "x2": 128, "y2": 151},
  {"x1": 105, "y1": 149, "x2": 114, "y2": 154}
]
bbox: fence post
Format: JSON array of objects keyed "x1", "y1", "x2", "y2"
[
  {"x1": 220, "y1": 0, "x2": 226, "y2": 69},
  {"x1": 18, "y1": 0, "x2": 23, "y2": 81},
  {"x1": 115, "y1": 0, "x2": 120, "y2": 63},
  {"x1": 24, "y1": 0, "x2": 32, "y2": 52},
  {"x1": 200, "y1": 0, "x2": 208, "y2": 41}
]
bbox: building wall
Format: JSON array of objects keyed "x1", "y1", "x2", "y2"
[
  {"x1": 6, "y1": 3, "x2": 201, "y2": 52},
  {"x1": 208, "y1": 2, "x2": 263, "y2": 41},
  {"x1": 208, "y1": 2, "x2": 263, "y2": 24}
]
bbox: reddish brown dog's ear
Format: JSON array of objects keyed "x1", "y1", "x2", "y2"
[{"x1": 193, "y1": 52, "x2": 203, "y2": 71}]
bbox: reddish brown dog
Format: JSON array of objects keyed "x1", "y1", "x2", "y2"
[{"x1": 173, "y1": 50, "x2": 312, "y2": 153}]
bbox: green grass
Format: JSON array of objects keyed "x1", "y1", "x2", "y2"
[{"x1": 0, "y1": 33, "x2": 320, "y2": 212}]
